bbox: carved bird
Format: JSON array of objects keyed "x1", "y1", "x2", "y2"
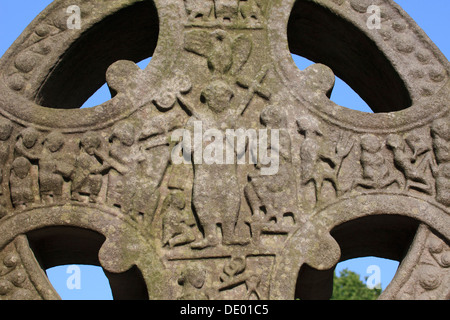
[{"x1": 184, "y1": 29, "x2": 252, "y2": 77}]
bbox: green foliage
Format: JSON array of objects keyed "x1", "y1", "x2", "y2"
[{"x1": 331, "y1": 268, "x2": 382, "y2": 300}]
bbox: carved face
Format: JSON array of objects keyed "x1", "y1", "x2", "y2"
[
  {"x1": 296, "y1": 115, "x2": 322, "y2": 136},
  {"x1": 260, "y1": 105, "x2": 287, "y2": 128},
  {"x1": 360, "y1": 134, "x2": 382, "y2": 153},
  {"x1": 44, "y1": 132, "x2": 64, "y2": 153},
  {"x1": 111, "y1": 122, "x2": 135, "y2": 146},
  {"x1": 431, "y1": 118, "x2": 450, "y2": 141},
  {"x1": 12, "y1": 157, "x2": 31, "y2": 179},
  {"x1": 201, "y1": 80, "x2": 234, "y2": 114},
  {"x1": 170, "y1": 191, "x2": 186, "y2": 210},
  {"x1": 0, "y1": 119, "x2": 13, "y2": 142},
  {"x1": 178, "y1": 265, "x2": 206, "y2": 289},
  {"x1": 21, "y1": 128, "x2": 39, "y2": 149},
  {"x1": 81, "y1": 132, "x2": 101, "y2": 155}
]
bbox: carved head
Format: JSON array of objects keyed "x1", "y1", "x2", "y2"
[
  {"x1": 260, "y1": 105, "x2": 287, "y2": 128},
  {"x1": 178, "y1": 265, "x2": 206, "y2": 289},
  {"x1": 201, "y1": 80, "x2": 234, "y2": 114},
  {"x1": 20, "y1": 127, "x2": 39, "y2": 149},
  {"x1": 44, "y1": 132, "x2": 64, "y2": 153},
  {"x1": 0, "y1": 118, "x2": 13, "y2": 142},
  {"x1": 431, "y1": 117, "x2": 450, "y2": 141},
  {"x1": 163, "y1": 191, "x2": 186, "y2": 211},
  {"x1": 296, "y1": 115, "x2": 322, "y2": 137},
  {"x1": 386, "y1": 134, "x2": 405, "y2": 150},
  {"x1": 211, "y1": 29, "x2": 228, "y2": 43},
  {"x1": 81, "y1": 132, "x2": 102, "y2": 155},
  {"x1": 405, "y1": 133, "x2": 430, "y2": 157},
  {"x1": 111, "y1": 121, "x2": 135, "y2": 146},
  {"x1": 360, "y1": 134, "x2": 382, "y2": 153},
  {"x1": 11, "y1": 157, "x2": 31, "y2": 179}
]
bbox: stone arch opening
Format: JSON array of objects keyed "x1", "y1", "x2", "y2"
[
  {"x1": 0, "y1": 204, "x2": 160, "y2": 300},
  {"x1": 294, "y1": 215, "x2": 420, "y2": 300},
  {"x1": 46, "y1": 264, "x2": 112, "y2": 299},
  {"x1": 287, "y1": 0, "x2": 412, "y2": 113},
  {"x1": 34, "y1": 0, "x2": 159, "y2": 109},
  {"x1": 270, "y1": 194, "x2": 450, "y2": 300},
  {"x1": 26, "y1": 226, "x2": 149, "y2": 300}
]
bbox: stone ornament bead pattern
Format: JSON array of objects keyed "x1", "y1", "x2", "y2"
[{"x1": 0, "y1": 0, "x2": 448, "y2": 300}]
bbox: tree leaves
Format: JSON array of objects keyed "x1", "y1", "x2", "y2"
[{"x1": 331, "y1": 268, "x2": 382, "y2": 300}]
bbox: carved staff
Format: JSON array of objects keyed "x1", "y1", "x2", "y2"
[{"x1": 236, "y1": 64, "x2": 271, "y2": 115}]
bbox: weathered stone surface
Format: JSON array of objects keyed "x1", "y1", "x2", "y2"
[{"x1": 0, "y1": 0, "x2": 448, "y2": 300}]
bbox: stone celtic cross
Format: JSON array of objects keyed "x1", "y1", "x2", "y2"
[{"x1": 0, "y1": 0, "x2": 448, "y2": 300}]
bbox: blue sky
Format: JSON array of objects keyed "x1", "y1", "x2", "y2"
[{"x1": 0, "y1": 1, "x2": 448, "y2": 300}]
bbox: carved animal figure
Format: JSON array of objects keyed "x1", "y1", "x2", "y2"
[
  {"x1": 184, "y1": 0, "x2": 214, "y2": 21},
  {"x1": 386, "y1": 134, "x2": 432, "y2": 194}
]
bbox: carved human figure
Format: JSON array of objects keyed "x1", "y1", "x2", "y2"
[
  {"x1": 182, "y1": 80, "x2": 246, "y2": 249},
  {"x1": 9, "y1": 157, "x2": 34, "y2": 209},
  {"x1": 182, "y1": 30, "x2": 257, "y2": 247},
  {"x1": 137, "y1": 112, "x2": 185, "y2": 224},
  {"x1": 38, "y1": 132, "x2": 73, "y2": 203},
  {"x1": 71, "y1": 132, "x2": 112, "y2": 203},
  {"x1": 14, "y1": 127, "x2": 43, "y2": 203},
  {"x1": 14, "y1": 127, "x2": 41, "y2": 160},
  {"x1": 296, "y1": 115, "x2": 354, "y2": 204},
  {"x1": 245, "y1": 105, "x2": 297, "y2": 228},
  {"x1": 386, "y1": 134, "x2": 433, "y2": 194},
  {"x1": 15, "y1": 131, "x2": 75, "y2": 203},
  {"x1": 0, "y1": 119, "x2": 14, "y2": 196},
  {"x1": 353, "y1": 134, "x2": 401, "y2": 191},
  {"x1": 430, "y1": 117, "x2": 450, "y2": 206},
  {"x1": 162, "y1": 191, "x2": 196, "y2": 248},
  {"x1": 106, "y1": 121, "x2": 142, "y2": 215},
  {"x1": 177, "y1": 264, "x2": 209, "y2": 300},
  {"x1": 140, "y1": 113, "x2": 183, "y2": 181},
  {"x1": 184, "y1": 0, "x2": 214, "y2": 21}
]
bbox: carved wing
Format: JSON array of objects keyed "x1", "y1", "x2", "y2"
[
  {"x1": 230, "y1": 35, "x2": 252, "y2": 76},
  {"x1": 184, "y1": 29, "x2": 212, "y2": 57}
]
